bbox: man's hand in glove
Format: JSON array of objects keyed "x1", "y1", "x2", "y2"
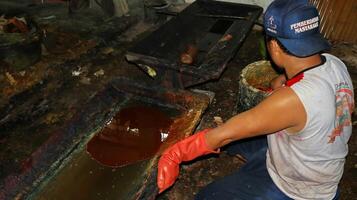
[{"x1": 157, "y1": 129, "x2": 219, "y2": 193}]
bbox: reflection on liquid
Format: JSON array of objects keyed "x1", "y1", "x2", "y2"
[{"x1": 86, "y1": 106, "x2": 172, "y2": 167}]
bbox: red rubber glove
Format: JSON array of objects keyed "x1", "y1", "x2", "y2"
[{"x1": 157, "y1": 129, "x2": 219, "y2": 193}]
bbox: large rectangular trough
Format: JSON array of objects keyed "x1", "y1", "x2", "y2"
[{"x1": 28, "y1": 77, "x2": 210, "y2": 200}]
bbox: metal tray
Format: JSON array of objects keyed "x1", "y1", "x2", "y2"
[{"x1": 125, "y1": 0, "x2": 263, "y2": 88}]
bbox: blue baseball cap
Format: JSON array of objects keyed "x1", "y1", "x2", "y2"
[{"x1": 264, "y1": 0, "x2": 330, "y2": 57}]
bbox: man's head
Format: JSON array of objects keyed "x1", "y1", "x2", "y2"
[{"x1": 263, "y1": 0, "x2": 330, "y2": 58}]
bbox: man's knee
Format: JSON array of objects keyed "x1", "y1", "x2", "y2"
[
  {"x1": 195, "y1": 187, "x2": 221, "y2": 200},
  {"x1": 195, "y1": 179, "x2": 226, "y2": 200}
]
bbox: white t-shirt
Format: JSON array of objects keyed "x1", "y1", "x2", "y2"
[{"x1": 266, "y1": 53, "x2": 354, "y2": 200}]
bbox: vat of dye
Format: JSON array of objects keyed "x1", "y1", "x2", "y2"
[
  {"x1": 86, "y1": 105, "x2": 172, "y2": 167},
  {"x1": 26, "y1": 77, "x2": 210, "y2": 200}
]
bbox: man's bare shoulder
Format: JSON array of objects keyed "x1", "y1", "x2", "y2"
[{"x1": 248, "y1": 86, "x2": 306, "y2": 134}]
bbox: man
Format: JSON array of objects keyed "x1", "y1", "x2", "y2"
[{"x1": 157, "y1": 0, "x2": 354, "y2": 199}]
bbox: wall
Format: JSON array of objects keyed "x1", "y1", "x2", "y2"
[
  {"x1": 311, "y1": 0, "x2": 357, "y2": 43},
  {"x1": 184, "y1": 0, "x2": 273, "y2": 11}
]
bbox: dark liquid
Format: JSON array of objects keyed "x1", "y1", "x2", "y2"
[{"x1": 86, "y1": 106, "x2": 172, "y2": 167}]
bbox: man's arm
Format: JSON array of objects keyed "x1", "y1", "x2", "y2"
[
  {"x1": 270, "y1": 74, "x2": 287, "y2": 90},
  {"x1": 205, "y1": 86, "x2": 306, "y2": 150},
  {"x1": 157, "y1": 87, "x2": 306, "y2": 192}
]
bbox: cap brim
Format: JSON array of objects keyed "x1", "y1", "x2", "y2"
[{"x1": 277, "y1": 33, "x2": 331, "y2": 57}]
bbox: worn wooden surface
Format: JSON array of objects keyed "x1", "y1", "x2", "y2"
[{"x1": 311, "y1": 0, "x2": 357, "y2": 43}]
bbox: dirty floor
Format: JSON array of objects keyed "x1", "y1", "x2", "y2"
[{"x1": 0, "y1": 2, "x2": 356, "y2": 199}]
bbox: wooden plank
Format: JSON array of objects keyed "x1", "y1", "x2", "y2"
[
  {"x1": 333, "y1": 0, "x2": 350, "y2": 41},
  {"x1": 311, "y1": 0, "x2": 357, "y2": 43},
  {"x1": 343, "y1": 0, "x2": 357, "y2": 42},
  {"x1": 316, "y1": 0, "x2": 327, "y2": 37},
  {"x1": 341, "y1": 0, "x2": 354, "y2": 40},
  {"x1": 320, "y1": 0, "x2": 334, "y2": 38},
  {"x1": 327, "y1": 0, "x2": 344, "y2": 40}
]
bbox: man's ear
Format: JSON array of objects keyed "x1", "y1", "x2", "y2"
[
  {"x1": 270, "y1": 40, "x2": 281, "y2": 53},
  {"x1": 268, "y1": 39, "x2": 282, "y2": 57}
]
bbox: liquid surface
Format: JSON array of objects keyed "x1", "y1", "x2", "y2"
[
  {"x1": 86, "y1": 106, "x2": 172, "y2": 167},
  {"x1": 244, "y1": 61, "x2": 279, "y2": 91}
]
